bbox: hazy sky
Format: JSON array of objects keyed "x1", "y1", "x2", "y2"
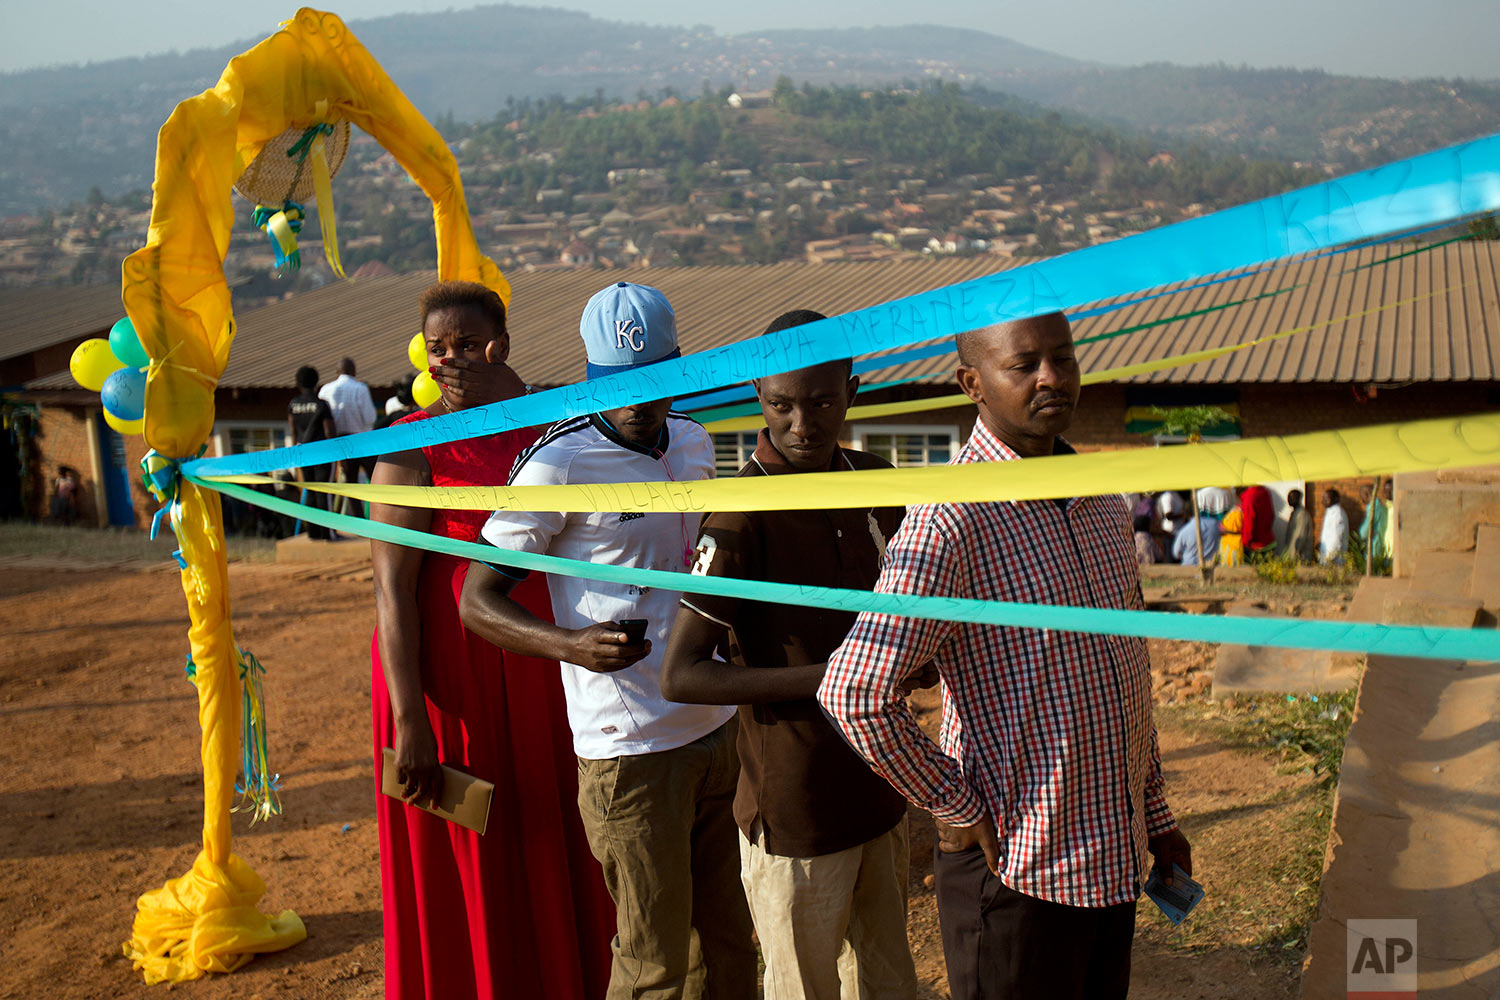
[{"x1": 1, "y1": 0, "x2": 1494, "y2": 79}]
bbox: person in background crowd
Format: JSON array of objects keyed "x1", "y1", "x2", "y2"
[
  {"x1": 374, "y1": 375, "x2": 419, "y2": 432},
  {"x1": 1283, "y1": 489, "x2": 1316, "y2": 564},
  {"x1": 320, "y1": 356, "x2": 378, "y2": 494},
  {"x1": 1173, "y1": 509, "x2": 1221, "y2": 566},
  {"x1": 662, "y1": 309, "x2": 918, "y2": 1000},
  {"x1": 368, "y1": 281, "x2": 614, "y2": 1000},
  {"x1": 1357, "y1": 482, "x2": 1392, "y2": 572},
  {"x1": 1195, "y1": 485, "x2": 1235, "y2": 517},
  {"x1": 1134, "y1": 513, "x2": 1161, "y2": 565},
  {"x1": 1151, "y1": 491, "x2": 1181, "y2": 559},
  {"x1": 1156, "y1": 489, "x2": 1186, "y2": 536},
  {"x1": 49, "y1": 465, "x2": 79, "y2": 524},
  {"x1": 1217, "y1": 502, "x2": 1244, "y2": 567},
  {"x1": 1239, "y1": 483, "x2": 1276, "y2": 555},
  {"x1": 1320, "y1": 487, "x2": 1350, "y2": 565},
  {"x1": 819, "y1": 312, "x2": 1188, "y2": 1000},
  {"x1": 288, "y1": 365, "x2": 336, "y2": 540},
  {"x1": 462, "y1": 281, "x2": 757, "y2": 1000},
  {"x1": 1381, "y1": 480, "x2": 1396, "y2": 562}
]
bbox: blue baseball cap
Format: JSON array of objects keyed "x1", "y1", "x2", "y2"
[{"x1": 580, "y1": 282, "x2": 682, "y2": 380}]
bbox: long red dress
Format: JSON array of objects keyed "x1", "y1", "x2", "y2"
[{"x1": 372, "y1": 411, "x2": 614, "y2": 1000}]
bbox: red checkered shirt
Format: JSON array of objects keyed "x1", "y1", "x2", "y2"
[{"x1": 819, "y1": 418, "x2": 1176, "y2": 908}]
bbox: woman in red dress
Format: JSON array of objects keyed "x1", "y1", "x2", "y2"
[{"x1": 369, "y1": 281, "x2": 613, "y2": 1000}]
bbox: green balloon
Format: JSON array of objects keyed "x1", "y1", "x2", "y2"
[{"x1": 108, "y1": 316, "x2": 151, "y2": 369}]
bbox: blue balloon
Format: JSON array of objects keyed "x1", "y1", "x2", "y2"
[
  {"x1": 108, "y1": 316, "x2": 151, "y2": 369},
  {"x1": 101, "y1": 366, "x2": 147, "y2": 422}
]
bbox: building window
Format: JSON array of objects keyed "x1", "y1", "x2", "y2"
[
  {"x1": 214, "y1": 421, "x2": 290, "y2": 457},
  {"x1": 712, "y1": 431, "x2": 759, "y2": 476},
  {"x1": 850, "y1": 425, "x2": 960, "y2": 467}
]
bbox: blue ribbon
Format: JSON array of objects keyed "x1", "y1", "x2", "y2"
[
  {"x1": 187, "y1": 132, "x2": 1500, "y2": 480},
  {"x1": 674, "y1": 218, "x2": 1463, "y2": 415}
]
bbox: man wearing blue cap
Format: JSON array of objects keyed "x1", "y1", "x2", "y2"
[{"x1": 461, "y1": 282, "x2": 756, "y2": 1000}]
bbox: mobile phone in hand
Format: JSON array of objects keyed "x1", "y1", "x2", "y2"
[{"x1": 618, "y1": 618, "x2": 649, "y2": 644}]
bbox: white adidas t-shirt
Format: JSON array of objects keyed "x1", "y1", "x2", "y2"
[{"x1": 480, "y1": 412, "x2": 734, "y2": 759}]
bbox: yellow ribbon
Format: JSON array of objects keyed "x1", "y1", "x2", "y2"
[
  {"x1": 264, "y1": 209, "x2": 299, "y2": 259},
  {"x1": 702, "y1": 284, "x2": 1450, "y2": 433},
  {"x1": 310, "y1": 100, "x2": 345, "y2": 279},
  {"x1": 199, "y1": 409, "x2": 1500, "y2": 514}
]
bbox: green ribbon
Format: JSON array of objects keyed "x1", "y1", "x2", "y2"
[
  {"x1": 283, "y1": 123, "x2": 335, "y2": 163},
  {"x1": 201, "y1": 478, "x2": 1500, "y2": 664}
]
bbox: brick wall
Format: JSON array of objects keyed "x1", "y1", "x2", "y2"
[
  {"x1": 1241, "y1": 383, "x2": 1498, "y2": 527},
  {"x1": 32, "y1": 404, "x2": 103, "y2": 525},
  {"x1": 31, "y1": 401, "x2": 154, "y2": 528}
]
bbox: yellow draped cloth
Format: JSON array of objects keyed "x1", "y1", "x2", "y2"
[{"x1": 120, "y1": 8, "x2": 507, "y2": 983}]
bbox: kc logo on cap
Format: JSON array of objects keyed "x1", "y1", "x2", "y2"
[
  {"x1": 581, "y1": 281, "x2": 682, "y2": 380},
  {"x1": 615, "y1": 319, "x2": 646, "y2": 353}
]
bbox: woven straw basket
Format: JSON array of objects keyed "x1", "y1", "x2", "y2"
[{"x1": 233, "y1": 119, "x2": 351, "y2": 205}]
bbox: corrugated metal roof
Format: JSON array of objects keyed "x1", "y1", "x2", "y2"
[
  {"x1": 210, "y1": 256, "x2": 1018, "y2": 389},
  {"x1": 0, "y1": 284, "x2": 125, "y2": 363},
  {"x1": 23, "y1": 241, "x2": 1500, "y2": 391},
  {"x1": 1070, "y1": 240, "x2": 1500, "y2": 384}
]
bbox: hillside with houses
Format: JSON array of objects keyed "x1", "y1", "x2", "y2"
[{"x1": 1, "y1": 82, "x2": 1323, "y2": 304}]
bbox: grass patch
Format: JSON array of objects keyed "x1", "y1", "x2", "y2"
[
  {"x1": 1184, "y1": 689, "x2": 1357, "y2": 789},
  {"x1": 1151, "y1": 688, "x2": 1357, "y2": 961},
  {"x1": 0, "y1": 521, "x2": 277, "y2": 564},
  {"x1": 1253, "y1": 788, "x2": 1336, "y2": 956},
  {"x1": 1139, "y1": 575, "x2": 1358, "y2": 603}
]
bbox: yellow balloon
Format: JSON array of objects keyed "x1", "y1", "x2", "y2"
[
  {"x1": 70, "y1": 338, "x2": 126, "y2": 392},
  {"x1": 412, "y1": 370, "x2": 442, "y2": 408},
  {"x1": 103, "y1": 408, "x2": 145, "y2": 436},
  {"x1": 408, "y1": 331, "x2": 427, "y2": 371}
]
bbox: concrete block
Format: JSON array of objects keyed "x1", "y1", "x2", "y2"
[
  {"x1": 1336, "y1": 576, "x2": 1409, "y2": 676},
  {"x1": 1345, "y1": 576, "x2": 1410, "y2": 624},
  {"x1": 1138, "y1": 562, "x2": 1258, "y2": 584},
  {"x1": 1212, "y1": 604, "x2": 1358, "y2": 697},
  {"x1": 1381, "y1": 592, "x2": 1484, "y2": 628},
  {"x1": 1212, "y1": 643, "x2": 1355, "y2": 698},
  {"x1": 1393, "y1": 483, "x2": 1500, "y2": 572},
  {"x1": 1469, "y1": 524, "x2": 1500, "y2": 612},
  {"x1": 1434, "y1": 463, "x2": 1500, "y2": 485},
  {"x1": 1409, "y1": 549, "x2": 1475, "y2": 596},
  {"x1": 275, "y1": 534, "x2": 371, "y2": 564},
  {"x1": 1300, "y1": 655, "x2": 1500, "y2": 999}
]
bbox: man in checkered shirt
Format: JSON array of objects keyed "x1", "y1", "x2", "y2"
[{"x1": 818, "y1": 312, "x2": 1191, "y2": 999}]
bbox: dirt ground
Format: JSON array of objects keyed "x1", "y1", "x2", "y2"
[{"x1": 0, "y1": 557, "x2": 1324, "y2": 999}]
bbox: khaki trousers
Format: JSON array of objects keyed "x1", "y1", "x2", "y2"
[
  {"x1": 740, "y1": 816, "x2": 917, "y2": 1000},
  {"x1": 577, "y1": 720, "x2": 758, "y2": 1000}
]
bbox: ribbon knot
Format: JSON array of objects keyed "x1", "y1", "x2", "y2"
[
  {"x1": 140, "y1": 447, "x2": 205, "y2": 568},
  {"x1": 252, "y1": 202, "x2": 306, "y2": 271},
  {"x1": 283, "y1": 122, "x2": 335, "y2": 163}
]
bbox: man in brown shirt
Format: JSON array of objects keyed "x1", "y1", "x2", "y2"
[{"x1": 662, "y1": 310, "x2": 917, "y2": 999}]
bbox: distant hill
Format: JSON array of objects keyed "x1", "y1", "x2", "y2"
[
  {"x1": 996, "y1": 64, "x2": 1500, "y2": 167},
  {"x1": 0, "y1": 6, "x2": 1083, "y2": 215},
  {"x1": 1, "y1": 3, "x2": 1497, "y2": 215}
]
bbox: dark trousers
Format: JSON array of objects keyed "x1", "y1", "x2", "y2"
[
  {"x1": 933, "y1": 845, "x2": 1136, "y2": 1000},
  {"x1": 298, "y1": 463, "x2": 332, "y2": 539}
]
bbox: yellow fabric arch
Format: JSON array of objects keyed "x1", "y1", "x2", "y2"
[{"x1": 119, "y1": 8, "x2": 507, "y2": 983}]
